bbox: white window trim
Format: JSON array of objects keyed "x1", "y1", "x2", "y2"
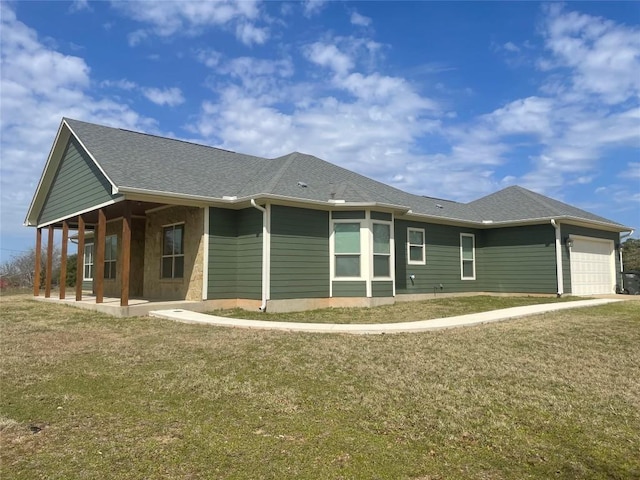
[
  {"x1": 161, "y1": 222, "x2": 185, "y2": 279},
  {"x1": 330, "y1": 219, "x2": 365, "y2": 282},
  {"x1": 460, "y1": 233, "x2": 476, "y2": 280},
  {"x1": 83, "y1": 243, "x2": 94, "y2": 281},
  {"x1": 407, "y1": 227, "x2": 426, "y2": 265},
  {"x1": 372, "y1": 221, "x2": 393, "y2": 280}
]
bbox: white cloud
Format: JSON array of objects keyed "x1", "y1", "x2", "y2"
[
  {"x1": 350, "y1": 12, "x2": 372, "y2": 27},
  {"x1": 540, "y1": 3, "x2": 640, "y2": 104},
  {"x1": 235, "y1": 22, "x2": 269, "y2": 46},
  {"x1": 100, "y1": 79, "x2": 138, "y2": 90},
  {"x1": 112, "y1": 0, "x2": 266, "y2": 43},
  {"x1": 303, "y1": 0, "x2": 326, "y2": 18},
  {"x1": 503, "y1": 41, "x2": 520, "y2": 53},
  {"x1": 195, "y1": 48, "x2": 222, "y2": 68},
  {"x1": 305, "y1": 42, "x2": 354, "y2": 75},
  {"x1": 0, "y1": 4, "x2": 154, "y2": 244},
  {"x1": 142, "y1": 87, "x2": 185, "y2": 107}
]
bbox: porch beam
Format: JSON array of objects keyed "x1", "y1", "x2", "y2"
[
  {"x1": 59, "y1": 221, "x2": 68, "y2": 299},
  {"x1": 75, "y1": 216, "x2": 85, "y2": 301},
  {"x1": 34, "y1": 228, "x2": 42, "y2": 296},
  {"x1": 95, "y1": 209, "x2": 106, "y2": 303},
  {"x1": 120, "y1": 202, "x2": 131, "y2": 307},
  {"x1": 45, "y1": 226, "x2": 54, "y2": 298}
]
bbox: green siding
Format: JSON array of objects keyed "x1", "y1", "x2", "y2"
[
  {"x1": 560, "y1": 225, "x2": 620, "y2": 294},
  {"x1": 332, "y1": 210, "x2": 365, "y2": 219},
  {"x1": 477, "y1": 225, "x2": 557, "y2": 293},
  {"x1": 207, "y1": 207, "x2": 262, "y2": 300},
  {"x1": 270, "y1": 206, "x2": 330, "y2": 299},
  {"x1": 395, "y1": 220, "x2": 482, "y2": 294},
  {"x1": 39, "y1": 138, "x2": 119, "y2": 225},
  {"x1": 372, "y1": 281, "x2": 393, "y2": 297},
  {"x1": 333, "y1": 281, "x2": 366, "y2": 297}
]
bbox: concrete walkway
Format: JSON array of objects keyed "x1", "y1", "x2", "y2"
[{"x1": 149, "y1": 298, "x2": 624, "y2": 335}]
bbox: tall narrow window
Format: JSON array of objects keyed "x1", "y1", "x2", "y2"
[
  {"x1": 162, "y1": 224, "x2": 184, "y2": 279},
  {"x1": 373, "y1": 223, "x2": 391, "y2": 277},
  {"x1": 407, "y1": 228, "x2": 425, "y2": 265},
  {"x1": 83, "y1": 244, "x2": 94, "y2": 280},
  {"x1": 460, "y1": 233, "x2": 475, "y2": 280},
  {"x1": 334, "y1": 223, "x2": 360, "y2": 277},
  {"x1": 104, "y1": 235, "x2": 117, "y2": 279}
]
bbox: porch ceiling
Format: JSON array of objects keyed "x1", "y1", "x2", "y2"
[{"x1": 48, "y1": 200, "x2": 166, "y2": 229}]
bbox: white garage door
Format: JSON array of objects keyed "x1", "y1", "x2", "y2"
[{"x1": 570, "y1": 236, "x2": 615, "y2": 295}]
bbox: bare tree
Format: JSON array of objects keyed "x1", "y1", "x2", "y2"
[{"x1": 0, "y1": 245, "x2": 61, "y2": 288}]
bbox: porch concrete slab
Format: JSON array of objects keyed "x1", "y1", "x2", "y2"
[
  {"x1": 34, "y1": 294, "x2": 209, "y2": 318},
  {"x1": 149, "y1": 298, "x2": 624, "y2": 335}
]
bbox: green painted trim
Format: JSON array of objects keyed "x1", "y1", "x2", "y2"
[
  {"x1": 332, "y1": 281, "x2": 366, "y2": 297},
  {"x1": 372, "y1": 281, "x2": 393, "y2": 297},
  {"x1": 371, "y1": 211, "x2": 392, "y2": 221},
  {"x1": 332, "y1": 210, "x2": 366, "y2": 219}
]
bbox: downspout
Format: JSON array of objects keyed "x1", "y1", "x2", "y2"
[
  {"x1": 619, "y1": 229, "x2": 635, "y2": 274},
  {"x1": 551, "y1": 219, "x2": 564, "y2": 296},
  {"x1": 251, "y1": 199, "x2": 269, "y2": 311}
]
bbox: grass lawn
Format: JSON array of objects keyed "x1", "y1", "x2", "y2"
[
  {"x1": 213, "y1": 295, "x2": 587, "y2": 323},
  {"x1": 1, "y1": 295, "x2": 639, "y2": 479}
]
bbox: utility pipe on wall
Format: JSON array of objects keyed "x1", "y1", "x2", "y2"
[
  {"x1": 251, "y1": 199, "x2": 270, "y2": 311},
  {"x1": 551, "y1": 219, "x2": 564, "y2": 296},
  {"x1": 619, "y1": 229, "x2": 635, "y2": 274}
]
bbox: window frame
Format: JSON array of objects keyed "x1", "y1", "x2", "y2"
[
  {"x1": 372, "y1": 221, "x2": 392, "y2": 279},
  {"x1": 161, "y1": 223, "x2": 185, "y2": 280},
  {"x1": 407, "y1": 227, "x2": 426, "y2": 265},
  {"x1": 460, "y1": 233, "x2": 476, "y2": 280},
  {"x1": 83, "y1": 243, "x2": 94, "y2": 281},
  {"x1": 331, "y1": 220, "x2": 363, "y2": 280},
  {"x1": 104, "y1": 235, "x2": 117, "y2": 280}
]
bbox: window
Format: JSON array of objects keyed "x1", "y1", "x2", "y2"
[
  {"x1": 83, "y1": 244, "x2": 94, "y2": 280},
  {"x1": 334, "y1": 222, "x2": 360, "y2": 277},
  {"x1": 373, "y1": 223, "x2": 391, "y2": 277},
  {"x1": 460, "y1": 233, "x2": 475, "y2": 280},
  {"x1": 162, "y1": 224, "x2": 184, "y2": 279},
  {"x1": 407, "y1": 228, "x2": 425, "y2": 265},
  {"x1": 104, "y1": 235, "x2": 117, "y2": 279}
]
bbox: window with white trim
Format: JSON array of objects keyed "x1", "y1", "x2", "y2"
[
  {"x1": 460, "y1": 233, "x2": 476, "y2": 280},
  {"x1": 104, "y1": 235, "x2": 117, "y2": 279},
  {"x1": 83, "y1": 244, "x2": 94, "y2": 280},
  {"x1": 373, "y1": 223, "x2": 391, "y2": 277},
  {"x1": 334, "y1": 222, "x2": 361, "y2": 278},
  {"x1": 162, "y1": 224, "x2": 184, "y2": 279},
  {"x1": 407, "y1": 228, "x2": 426, "y2": 265}
]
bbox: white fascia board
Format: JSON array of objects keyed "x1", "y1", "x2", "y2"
[{"x1": 35, "y1": 197, "x2": 125, "y2": 228}]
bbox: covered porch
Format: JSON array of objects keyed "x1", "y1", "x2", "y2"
[{"x1": 32, "y1": 199, "x2": 177, "y2": 315}]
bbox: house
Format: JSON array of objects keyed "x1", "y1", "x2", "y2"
[{"x1": 25, "y1": 118, "x2": 633, "y2": 315}]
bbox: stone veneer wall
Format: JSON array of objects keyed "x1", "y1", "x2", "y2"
[
  {"x1": 101, "y1": 217, "x2": 146, "y2": 298},
  {"x1": 143, "y1": 206, "x2": 204, "y2": 301}
]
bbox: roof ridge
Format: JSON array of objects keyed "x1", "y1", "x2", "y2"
[
  {"x1": 263, "y1": 152, "x2": 300, "y2": 194},
  {"x1": 64, "y1": 117, "x2": 265, "y2": 160}
]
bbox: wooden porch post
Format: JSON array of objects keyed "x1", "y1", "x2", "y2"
[
  {"x1": 121, "y1": 202, "x2": 131, "y2": 307},
  {"x1": 59, "y1": 221, "x2": 69, "y2": 299},
  {"x1": 34, "y1": 228, "x2": 42, "y2": 296},
  {"x1": 45, "y1": 226, "x2": 54, "y2": 298},
  {"x1": 95, "y1": 209, "x2": 106, "y2": 304},
  {"x1": 76, "y1": 216, "x2": 85, "y2": 301}
]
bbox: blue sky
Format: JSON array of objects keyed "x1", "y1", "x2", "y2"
[{"x1": 1, "y1": 1, "x2": 639, "y2": 262}]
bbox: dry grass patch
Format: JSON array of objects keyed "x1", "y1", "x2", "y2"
[
  {"x1": 1, "y1": 295, "x2": 639, "y2": 479},
  {"x1": 213, "y1": 294, "x2": 586, "y2": 323}
]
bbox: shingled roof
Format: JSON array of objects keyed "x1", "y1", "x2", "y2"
[{"x1": 58, "y1": 118, "x2": 628, "y2": 230}]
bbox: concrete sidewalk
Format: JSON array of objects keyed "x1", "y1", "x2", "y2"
[{"x1": 149, "y1": 298, "x2": 623, "y2": 335}]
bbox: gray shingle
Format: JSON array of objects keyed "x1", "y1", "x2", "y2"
[{"x1": 64, "y1": 118, "x2": 627, "y2": 229}]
